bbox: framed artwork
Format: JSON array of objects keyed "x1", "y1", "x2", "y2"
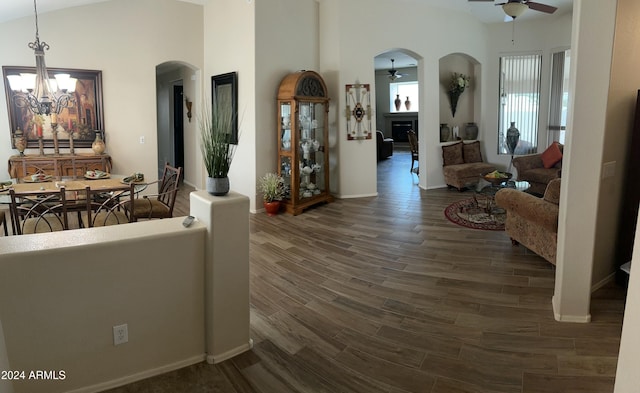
[
  {"x1": 211, "y1": 71, "x2": 238, "y2": 144},
  {"x1": 345, "y1": 83, "x2": 372, "y2": 140},
  {"x1": 2, "y1": 66, "x2": 104, "y2": 148}
]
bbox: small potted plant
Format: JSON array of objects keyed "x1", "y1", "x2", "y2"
[{"x1": 259, "y1": 172, "x2": 285, "y2": 216}]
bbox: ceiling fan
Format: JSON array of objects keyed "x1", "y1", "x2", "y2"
[
  {"x1": 387, "y1": 59, "x2": 406, "y2": 81},
  {"x1": 469, "y1": 0, "x2": 557, "y2": 20}
]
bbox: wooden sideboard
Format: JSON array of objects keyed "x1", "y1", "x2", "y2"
[{"x1": 8, "y1": 154, "x2": 112, "y2": 179}]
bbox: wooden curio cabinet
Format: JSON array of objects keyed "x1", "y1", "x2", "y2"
[{"x1": 277, "y1": 70, "x2": 332, "y2": 215}]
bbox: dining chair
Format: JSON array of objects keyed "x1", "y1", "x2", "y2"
[
  {"x1": 81, "y1": 183, "x2": 135, "y2": 227},
  {"x1": 9, "y1": 188, "x2": 69, "y2": 235},
  {"x1": 130, "y1": 163, "x2": 182, "y2": 221},
  {"x1": 0, "y1": 209, "x2": 8, "y2": 236},
  {"x1": 407, "y1": 129, "x2": 419, "y2": 174}
]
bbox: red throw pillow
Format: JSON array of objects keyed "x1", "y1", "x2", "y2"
[{"x1": 541, "y1": 142, "x2": 563, "y2": 169}]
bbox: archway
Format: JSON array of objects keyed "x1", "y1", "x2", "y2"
[
  {"x1": 155, "y1": 61, "x2": 201, "y2": 187},
  {"x1": 373, "y1": 49, "x2": 422, "y2": 189}
]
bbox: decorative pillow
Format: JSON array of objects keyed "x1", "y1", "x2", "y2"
[
  {"x1": 462, "y1": 141, "x2": 483, "y2": 163},
  {"x1": 442, "y1": 142, "x2": 464, "y2": 166},
  {"x1": 541, "y1": 142, "x2": 563, "y2": 169}
]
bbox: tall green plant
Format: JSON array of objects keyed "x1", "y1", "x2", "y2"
[{"x1": 199, "y1": 99, "x2": 237, "y2": 178}]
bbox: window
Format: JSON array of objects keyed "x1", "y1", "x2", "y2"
[
  {"x1": 548, "y1": 49, "x2": 570, "y2": 145},
  {"x1": 389, "y1": 81, "x2": 419, "y2": 112},
  {"x1": 498, "y1": 53, "x2": 542, "y2": 155}
]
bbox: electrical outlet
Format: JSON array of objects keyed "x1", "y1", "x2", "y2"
[
  {"x1": 139, "y1": 136, "x2": 145, "y2": 144},
  {"x1": 113, "y1": 324, "x2": 128, "y2": 346}
]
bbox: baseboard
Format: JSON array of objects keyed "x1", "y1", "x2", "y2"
[
  {"x1": 66, "y1": 354, "x2": 206, "y2": 393},
  {"x1": 334, "y1": 192, "x2": 377, "y2": 199},
  {"x1": 591, "y1": 272, "x2": 615, "y2": 292},
  {"x1": 552, "y1": 295, "x2": 592, "y2": 323},
  {"x1": 206, "y1": 339, "x2": 253, "y2": 364}
]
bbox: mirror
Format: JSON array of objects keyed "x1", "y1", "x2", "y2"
[{"x1": 211, "y1": 72, "x2": 238, "y2": 144}]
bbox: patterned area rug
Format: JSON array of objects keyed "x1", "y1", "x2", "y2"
[{"x1": 444, "y1": 197, "x2": 505, "y2": 231}]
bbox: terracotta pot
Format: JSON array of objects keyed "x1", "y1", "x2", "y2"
[{"x1": 264, "y1": 201, "x2": 281, "y2": 216}]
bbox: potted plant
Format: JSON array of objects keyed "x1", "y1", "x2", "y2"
[
  {"x1": 259, "y1": 172, "x2": 285, "y2": 216},
  {"x1": 200, "y1": 99, "x2": 237, "y2": 195}
]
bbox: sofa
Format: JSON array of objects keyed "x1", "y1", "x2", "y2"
[
  {"x1": 495, "y1": 178, "x2": 561, "y2": 265},
  {"x1": 512, "y1": 142, "x2": 563, "y2": 195},
  {"x1": 376, "y1": 130, "x2": 394, "y2": 161},
  {"x1": 442, "y1": 141, "x2": 496, "y2": 190}
]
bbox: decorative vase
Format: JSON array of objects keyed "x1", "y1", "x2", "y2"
[
  {"x1": 92, "y1": 131, "x2": 106, "y2": 155},
  {"x1": 440, "y1": 124, "x2": 451, "y2": 143},
  {"x1": 394, "y1": 94, "x2": 401, "y2": 111},
  {"x1": 465, "y1": 122, "x2": 479, "y2": 140},
  {"x1": 263, "y1": 201, "x2": 281, "y2": 216},
  {"x1": 506, "y1": 121, "x2": 520, "y2": 154},
  {"x1": 207, "y1": 176, "x2": 229, "y2": 196},
  {"x1": 405, "y1": 96, "x2": 411, "y2": 111},
  {"x1": 13, "y1": 128, "x2": 27, "y2": 156}
]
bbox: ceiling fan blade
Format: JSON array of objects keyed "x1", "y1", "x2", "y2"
[{"x1": 526, "y1": 1, "x2": 557, "y2": 14}]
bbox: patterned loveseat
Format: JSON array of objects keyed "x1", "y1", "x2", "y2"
[
  {"x1": 442, "y1": 141, "x2": 495, "y2": 191},
  {"x1": 495, "y1": 178, "x2": 561, "y2": 265}
]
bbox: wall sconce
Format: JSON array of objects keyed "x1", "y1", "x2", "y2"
[{"x1": 185, "y1": 98, "x2": 193, "y2": 122}]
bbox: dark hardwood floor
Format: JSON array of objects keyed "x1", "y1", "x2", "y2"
[{"x1": 106, "y1": 148, "x2": 626, "y2": 393}]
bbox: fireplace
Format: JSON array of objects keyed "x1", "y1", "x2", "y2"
[{"x1": 392, "y1": 120, "x2": 418, "y2": 142}]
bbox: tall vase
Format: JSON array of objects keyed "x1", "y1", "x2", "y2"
[
  {"x1": 440, "y1": 124, "x2": 451, "y2": 143},
  {"x1": 92, "y1": 130, "x2": 106, "y2": 155},
  {"x1": 394, "y1": 95, "x2": 401, "y2": 111},
  {"x1": 506, "y1": 122, "x2": 520, "y2": 154},
  {"x1": 405, "y1": 96, "x2": 411, "y2": 111}
]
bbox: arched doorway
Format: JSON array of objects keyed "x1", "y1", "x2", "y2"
[{"x1": 155, "y1": 61, "x2": 201, "y2": 187}]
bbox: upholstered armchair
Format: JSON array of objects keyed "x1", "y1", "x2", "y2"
[
  {"x1": 512, "y1": 142, "x2": 563, "y2": 195},
  {"x1": 495, "y1": 178, "x2": 561, "y2": 265},
  {"x1": 376, "y1": 130, "x2": 394, "y2": 161}
]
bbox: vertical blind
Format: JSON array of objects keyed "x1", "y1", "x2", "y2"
[
  {"x1": 498, "y1": 53, "x2": 542, "y2": 155},
  {"x1": 548, "y1": 49, "x2": 571, "y2": 145}
]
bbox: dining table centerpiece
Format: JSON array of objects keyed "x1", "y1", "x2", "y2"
[{"x1": 448, "y1": 72, "x2": 471, "y2": 118}]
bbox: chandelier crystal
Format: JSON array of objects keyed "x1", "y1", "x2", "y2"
[{"x1": 7, "y1": 0, "x2": 76, "y2": 116}]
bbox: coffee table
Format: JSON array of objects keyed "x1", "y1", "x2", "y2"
[{"x1": 472, "y1": 178, "x2": 530, "y2": 217}]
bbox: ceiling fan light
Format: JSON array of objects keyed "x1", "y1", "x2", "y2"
[{"x1": 502, "y1": 2, "x2": 527, "y2": 18}]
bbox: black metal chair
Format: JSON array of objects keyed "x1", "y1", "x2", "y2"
[
  {"x1": 129, "y1": 163, "x2": 182, "y2": 221},
  {"x1": 81, "y1": 183, "x2": 135, "y2": 227},
  {"x1": 9, "y1": 188, "x2": 69, "y2": 235},
  {"x1": 407, "y1": 129, "x2": 419, "y2": 174}
]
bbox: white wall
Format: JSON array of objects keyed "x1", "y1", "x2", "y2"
[
  {"x1": 254, "y1": 0, "x2": 319, "y2": 208},
  {"x1": 553, "y1": 0, "x2": 617, "y2": 322},
  {"x1": 615, "y1": 220, "x2": 640, "y2": 392},
  {"x1": 0, "y1": 219, "x2": 207, "y2": 393},
  {"x1": 319, "y1": 0, "x2": 489, "y2": 195},
  {"x1": 0, "y1": 0, "x2": 204, "y2": 189},
  {"x1": 203, "y1": 0, "x2": 256, "y2": 208}
]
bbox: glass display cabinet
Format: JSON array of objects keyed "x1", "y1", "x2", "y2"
[{"x1": 277, "y1": 70, "x2": 332, "y2": 215}]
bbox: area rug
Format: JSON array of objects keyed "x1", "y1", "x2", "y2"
[{"x1": 444, "y1": 197, "x2": 505, "y2": 231}]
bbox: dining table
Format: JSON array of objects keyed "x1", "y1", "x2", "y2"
[{"x1": 0, "y1": 175, "x2": 148, "y2": 204}]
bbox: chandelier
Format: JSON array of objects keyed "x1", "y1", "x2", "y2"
[{"x1": 6, "y1": 0, "x2": 76, "y2": 117}]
